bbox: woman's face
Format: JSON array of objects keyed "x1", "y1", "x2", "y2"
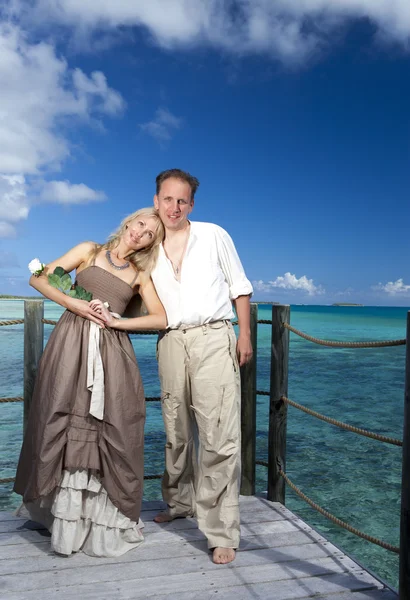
[{"x1": 124, "y1": 216, "x2": 158, "y2": 251}]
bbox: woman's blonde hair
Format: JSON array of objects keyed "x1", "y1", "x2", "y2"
[{"x1": 89, "y1": 207, "x2": 164, "y2": 275}]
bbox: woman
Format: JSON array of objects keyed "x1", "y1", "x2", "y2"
[{"x1": 14, "y1": 207, "x2": 167, "y2": 557}]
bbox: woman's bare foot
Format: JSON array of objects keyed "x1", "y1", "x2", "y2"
[{"x1": 212, "y1": 547, "x2": 236, "y2": 564}]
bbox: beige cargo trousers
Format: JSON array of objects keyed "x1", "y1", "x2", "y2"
[{"x1": 157, "y1": 320, "x2": 241, "y2": 549}]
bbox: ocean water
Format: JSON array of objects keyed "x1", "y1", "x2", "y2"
[{"x1": 0, "y1": 300, "x2": 408, "y2": 589}]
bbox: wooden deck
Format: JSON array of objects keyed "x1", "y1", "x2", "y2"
[{"x1": 0, "y1": 495, "x2": 397, "y2": 600}]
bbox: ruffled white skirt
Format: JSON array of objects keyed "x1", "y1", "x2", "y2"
[{"x1": 18, "y1": 468, "x2": 144, "y2": 557}]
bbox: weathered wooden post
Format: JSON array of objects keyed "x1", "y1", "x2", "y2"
[
  {"x1": 267, "y1": 304, "x2": 290, "y2": 503},
  {"x1": 23, "y1": 299, "x2": 44, "y2": 432},
  {"x1": 240, "y1": 302, "x2": 258, "y2": 495},
  {"x1": 399, "y1": 310, "x2": 410, "y2": 599}
]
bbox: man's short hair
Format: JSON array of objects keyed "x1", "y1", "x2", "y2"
[{"x1": 156, "y1": 169, "x2": 200, "y2": 200}]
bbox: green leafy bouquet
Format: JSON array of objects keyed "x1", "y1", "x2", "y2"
[
  {"x1": 48, "y1": 267, "x2": 93, "y2": 301},
  {"x1": 28, "y1": 259, "x2": 92, "y2": 301}
]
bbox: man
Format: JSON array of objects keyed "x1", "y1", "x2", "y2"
[{"x1": 151, "y1": 168, "x2": 253, "y2": 564}]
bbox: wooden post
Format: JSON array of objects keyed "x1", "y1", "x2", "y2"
[
  {"x1": 399, "y1": 311, "x2": 410, "y2": 599},
  {"x1": 240, "y1": 302, "x2": 258, "y2": 495},
  {"x1": 267, "y1": 304, "x2": 290, "y2": 503},
  {"x1": 23, "y1": 300, "x2": 44, "y2": 432}
]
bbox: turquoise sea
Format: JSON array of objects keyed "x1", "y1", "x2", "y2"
[{"x1": 0, "y1": 300, "x2": 408, "y2": 589}]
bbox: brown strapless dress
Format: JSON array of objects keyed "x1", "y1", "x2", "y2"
[{"x1": 14, "y1": 266, "x2": 146, "y2": 557}]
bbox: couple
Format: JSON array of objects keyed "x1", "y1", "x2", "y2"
[{"x1": 14, "y1": 168, "x2": 253, "y2": 565}]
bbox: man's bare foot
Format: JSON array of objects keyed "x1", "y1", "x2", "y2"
[
  {"x1": 212, "y1": 547, "x2": 236, "y2": 564},
  {"x1": 153, "y1": 511, "x2": 176, "y2": 523}
]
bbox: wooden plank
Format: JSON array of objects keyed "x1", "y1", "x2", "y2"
[
  {"x1": 0, "y1": 508, "x2": 311, "y2": 546},
  {"x1": 0, "y1": 520, "x2": 47, "y2": 534},
  {"x1": 0, "y1": 554, "x2": 377, "y2": 594},
  {"x1": 0, "y1": 496, "x2": 281, "y2": 522},
  {"x1": 141, "y1": 581, "x2": 394, "y2": 600},
  {"x1": 145, "y1": 586, "x2": 394, "y2": 600},
  {"x1": 268, "y1": 304, "x2": 290, "y2": 503},
  {"x1": 23, "y1": 299, "x2": 44, "y2": 433},
  {"x1": 399, "y1": 310, "x2": 410, "y2": 599},
  {"x1": 1, "y1": 563, "x2": 384, "y2": 599},
  {"x1": 0, "y1": 513, "x2": 312, "y2": 548},
  {"x1": 0, "y1": 529, "x2": 328, "y2": 561},
  {"x1": 0, "y1": 540, "x2": 344, "y2": 576},
  {"x1": 305, "y1": 592, "x2": 397, "y2": 600},
  {"x1": 0, "y1": 505, "x2": 294, "y2": 535},
  {"x1": 240, "y1": 302, "x2": 257, "y2": 495}
]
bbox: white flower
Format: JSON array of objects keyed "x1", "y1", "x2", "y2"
[{"x1": 28, "y1": 258, "x2": 46, "y2": 276}]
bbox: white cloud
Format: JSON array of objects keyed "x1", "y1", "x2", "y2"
[
  {"x1": 253, "y1": 272, "x2": 325, "y2": 296},
  {"x1": 15, "y1": 0, "x2": 410, "y2": 62},
  {"x1": 374, "y1": 278, "x2": 410, "y2": 296},
  {"x1": 0, "y1": 175, "x2": 29, "y2": 222},
  {"x1": 270, "y1": 272, "x2": 325, "y2": 295},
  {"x1": 252, "y1": 280, "x2": 274, "y2": 293},
  {"x1": 0, "y1": 22, "x2": 124, "y2": 237},
  {"x1": 139, "y1": 108, "x2": 182, "y2": 143},
  {"x1": 0, "y1": 221, "x2": 16, "y2": 238},
  {"x1": 41, "y1": 180, "x2": 107, "y2": 204}
]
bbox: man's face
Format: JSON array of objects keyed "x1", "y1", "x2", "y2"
[{"x1": 154, "y1": 177, "x2": 194, "y2": 231}]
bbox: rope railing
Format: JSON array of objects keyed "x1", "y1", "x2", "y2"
[
  {"x1": 1, "y1": 317, "x2": 406, "y2": 351},
  {"x1": 283, "y1": 322, "x2": 406, "y2": 348},
  {"x1": 282, "y1": 395, "x2": 402, "y2": 446},
  {"x1": 254, "y1": 459, "x2": 399, "y2": 553},
  {"x1": 278, "y1": 466, "x2": 400, "y2": 554},
  {"x1": 1, "y1": 396, "x2": 161, "y2": 403},
  {"x1": 0, "y1": 318, "x2": 270, "y2": 329},
  {"x1": 254, "y1": 390, "x2": 402, "y2": 445},
  {"x1": 0, "y1": 397, "x2": 23, "y2": 403}
]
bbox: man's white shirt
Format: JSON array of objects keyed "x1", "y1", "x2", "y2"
[{"x1": 151, "y1": 222, "x2": 253, "y2": 329}]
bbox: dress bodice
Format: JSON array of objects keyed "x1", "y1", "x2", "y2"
[{"x1": 76, "y1": 266, "x2": 135, "y2": 317}]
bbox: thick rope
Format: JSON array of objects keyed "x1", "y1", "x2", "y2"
[
  {"x1": 278, "y1": 468, "x2": 399, "y2": 553},
  {"x1": 0, "y1": 319, "x2": 24, "y2": 326},
  {"x1": 283, "y1": 322, "x2": 406, "y2": 348},
  {"x1": 42, "y1": 318, "x2": 57, "y2": 326},
  {"x1": 1, "y1": 396, "x2": 161, "y2": 403},
  {"x1": 282, "y1": 395, "x2": 402, "y2": 446},
  {"x1": 0, "y1": 397, "x2": 23, "y2": 403},
  {"x1": 0, "y1": 319, "x2": 274, "y2": 328}
]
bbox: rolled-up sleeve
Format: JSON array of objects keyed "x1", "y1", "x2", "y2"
[{"x1": 214, "y1": 226, "x2": 253, "y2": 300}]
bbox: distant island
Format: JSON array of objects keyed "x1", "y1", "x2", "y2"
[
  {"x1": 332, "y1": 303, "x2": 364, "y2": 306},
  {"x1": 0, "y1": 295, "x2": 40, "y2": 299}
]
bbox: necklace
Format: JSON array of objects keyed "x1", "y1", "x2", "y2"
[
  {"x1": 106, "y1": 250, "x2": 130, "y2": 271},
  {"x1": 169, "y1": 225, "x2": 190, "y2": 277}
]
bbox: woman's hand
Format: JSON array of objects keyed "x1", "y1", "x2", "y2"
[
  {"x1": 89, "y1": 299, "x2": 117, "y2": 327},
  {"x1": 67, "y1": 298, "x2": 106, "y2": 327}
]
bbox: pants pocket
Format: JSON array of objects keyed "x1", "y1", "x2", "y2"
[{"x1": 227, "y1": 328, "x2": 239, "y2": 373}]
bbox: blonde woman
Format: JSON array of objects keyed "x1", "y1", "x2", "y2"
[{"x1": 14, "y1": 208, "x2": 166, "y2": 557}]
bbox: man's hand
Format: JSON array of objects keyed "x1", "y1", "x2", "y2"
[{"x1": 236, "y1": 334, "x2": 253, "y2": 367}]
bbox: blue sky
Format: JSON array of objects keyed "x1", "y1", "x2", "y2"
[{"x1": 0, "y1": 1, "x2": 409, "y2": 306}]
